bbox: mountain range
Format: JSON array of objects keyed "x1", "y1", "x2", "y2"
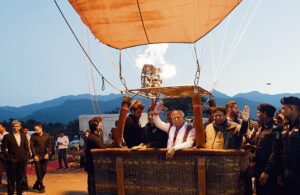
[{"x1": 1, "y1": 91, "x2": 299, "y2": 123}]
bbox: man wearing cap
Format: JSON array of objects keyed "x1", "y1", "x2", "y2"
[
  {"x1": 280, "y1": 96, "x2": 300, "y2": 195},
  {"x1": 248, "y1": 104, "x2": 282, "y2": 195}
]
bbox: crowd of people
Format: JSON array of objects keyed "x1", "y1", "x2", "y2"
[
  {"x1": 84, "y1": 97, "x2": 299, "y2": 195},
  {"x1": 1, "y1": 96, "x2": 299, "y2": 195},
  {"x1": 0, "y1": 120, "x2": 72, "y2": 195}
]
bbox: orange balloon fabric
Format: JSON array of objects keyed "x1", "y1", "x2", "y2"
[{"x1": 70, "y1": 0, "x2": 241, "y2": 49}]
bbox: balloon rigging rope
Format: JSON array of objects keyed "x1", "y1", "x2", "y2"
[
  {"x1": 53, "y1": 0, "x2": 121, "y2": 92},
  {"x1": 215, "y1": 0, "x2": 263, "y2": 85},
  {"x1": 82, "y1": 29, "x2": 97, "y2": 114},
  {"x1": 87, "y1": 33, "x2": 101, "y2": 114}
]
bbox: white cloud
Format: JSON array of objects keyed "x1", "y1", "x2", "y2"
[{"x1": 135, "y1": 44, "x2": 176, "y2": 79}]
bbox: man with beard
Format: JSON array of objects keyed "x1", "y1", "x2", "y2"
[
  {"x1": 249, "y1": 104, "x2": 282, "y2": 195},
  {"x1": 30, "y1": 123, "x2": 51, "y2": 193},
  {"x1": 280, "y1": 96, "x2": 300, "y2": 195},
  {"x1": 205, "y1": 106, "x2": 250, "y2": 149},
  {"x1": 226, "y1": 101, "x2": 241, "y2": 124},
  {"x1": 124, "y1": 100, "x2": 145, "y2": 148}
]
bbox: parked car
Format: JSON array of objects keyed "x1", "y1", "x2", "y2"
[{"x1": 69, "y1": 139, "x2": 81, "y2": 149}]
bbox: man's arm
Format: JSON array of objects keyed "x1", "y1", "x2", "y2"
[
  {"x1": 46, "y1": 134, "x2": 52, "y2": 154},
  {"x1": 65, "y1": 136, "x2": 69, "y2": 146},
  {"x1": 153, "y1": 115, "x2": 170, "y2": 132},
  {"x1": 24, "y1": 134, "x2": 30, "y2": 158},
  {"x1": 30, "y1": 136, "x2": 37, "y2": 158},
  {"x1": 1, "y1": 135, "x2": 8, "y2": 154},
  {"x1": 93, "y1": 135, "x2": 107, "y2": 149},
  {"x1": 264, "y1": 128, "x2": 283, "y2": 175},
  {"x1": 239, "y1": 121, "x2": 249, "y2": 137}
]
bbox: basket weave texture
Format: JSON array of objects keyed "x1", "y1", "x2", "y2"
[{"x1": 93, "y1": 150, "x2": 245, "y2": 195}]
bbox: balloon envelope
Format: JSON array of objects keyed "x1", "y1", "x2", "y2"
[{"x1": 70, "y1": 0, "x2": 241, "y2": 49}]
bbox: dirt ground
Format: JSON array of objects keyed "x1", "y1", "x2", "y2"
[{"x1": 0, "y1": 167, "x2": 88, "y2": 195}]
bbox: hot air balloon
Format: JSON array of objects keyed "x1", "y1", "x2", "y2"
[{"x1": 68, "y1": 1, "x2": 247, "y2": 194}]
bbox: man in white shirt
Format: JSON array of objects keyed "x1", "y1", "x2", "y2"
[
  {"x1": 154, "y1": 109, "x2": 195, "y2": 159},
  {"x1": 56, "y1": 131, "x2": 69, "y2": 170}
]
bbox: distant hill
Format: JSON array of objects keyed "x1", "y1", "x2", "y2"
[
  {"x1": 0, "y1": 91, "x2": 298, "y2": 123},
  {"x1": 0, "y1": 93, "x2": 122, "y2": 121},
  {"x1": 234, "y1": 91, "x2": 300, "y2": 107},
  {"x1": 212, "y1": 90, "x2": 231, "y2": 99},
  {"x1": 24, "y1": 96, "x2": 148, "y2": 123}
]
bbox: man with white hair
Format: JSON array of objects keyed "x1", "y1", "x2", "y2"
[
  {"x1": 1, "y1": 120, "x2": 30, "y2": 195},
  {"x1": 153, "y1": 106, "x2": 195, "y2": 159}
]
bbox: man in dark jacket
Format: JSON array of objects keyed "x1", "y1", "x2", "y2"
[
  {"x1": 124, "y1": 99, "x2": 145, "y2": 148},
  {"x1": 30, "y1": 123, "x2": 51, "y2": 193},
  {"x1": 1, "y1": 120, "x2": 30, "y2": 195},
  {"x1": 85, "y1": 116, "x2": 108, "y2": 195},
  {"x1": 280, "y1": 96, "x2": 300, "y2": 195},
  {"x1": 248, "y1": 104, "x2": 282, "y2": 195},
  {"x1": 143, "y1": 107, "x2": 168, "y2": 148}
]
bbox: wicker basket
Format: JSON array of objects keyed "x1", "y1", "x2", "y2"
[{"x1": 92, "y1": 149, "x2": 247, "y2": 195}]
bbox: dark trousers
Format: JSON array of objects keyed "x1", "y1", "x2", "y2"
[
  {"x1": 242, "y1": 169, "x2": 253, "y2": 195},
  {"x1": 284, "y1": 169, "x2": 300, "y2": 195},
  {"x1": 34, "y1": 160, "x2": 48, "y2": 187},
  {"x1": 87, "y1": 170, "x2": 96, "y2": 195},
  {"x1": 0, "y1": 161, "x2": 4, "y2": 183},
  {"x1": 255, "y1": 174, "x2": 277, "y2": 195},
  {"x1": 21, "y1": 162, "x2": 29, "y2": 190},
  {"x1": 6, "y1": 161, "x2": 26, "y2": 195},
  {"x1": 58, "y1": 149, "x2": 68, "y2": 168}
]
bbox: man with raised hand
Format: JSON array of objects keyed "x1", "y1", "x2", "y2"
[
  {"x1": 205, "y1": 106, "x2": 250, "y2": 149},
  {"x1": 249, "y1": 104, "x2": 282, "y2": 195},
  {"x1": 153, "y1": 102, "x2": 195, "y2": 159}
]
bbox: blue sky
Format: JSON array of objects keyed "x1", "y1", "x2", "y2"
[{"x1": 1, "y1": 0, "x2": 300, "y2": 107}]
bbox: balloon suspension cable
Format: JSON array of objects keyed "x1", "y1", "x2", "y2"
[
  {"x1": 155, "y1": 93, "x2": 161, "y2": 104},
  {"x1": 53, "y1": 0, "x2": 120, "y2": 92},
  {"x1": 119, "y1": 50, "x2": 129, "y2": 92},
  {"x1": 201, "y1": 97, "x2": 211, "y2": 109},
  {"x1": 193, "y1": 45, "x2": 201, "y2": 91}
]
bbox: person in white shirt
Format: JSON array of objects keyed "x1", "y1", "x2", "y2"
[
  {"x1": 0, "y1": 122, "x2": 9, "y2": 184},
  {"x1": 154, "y1": 109, "x2": 195, "y2": 159},
  {"x1": 56, "y1": 131, "x2": 69, "y2": 170}
]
